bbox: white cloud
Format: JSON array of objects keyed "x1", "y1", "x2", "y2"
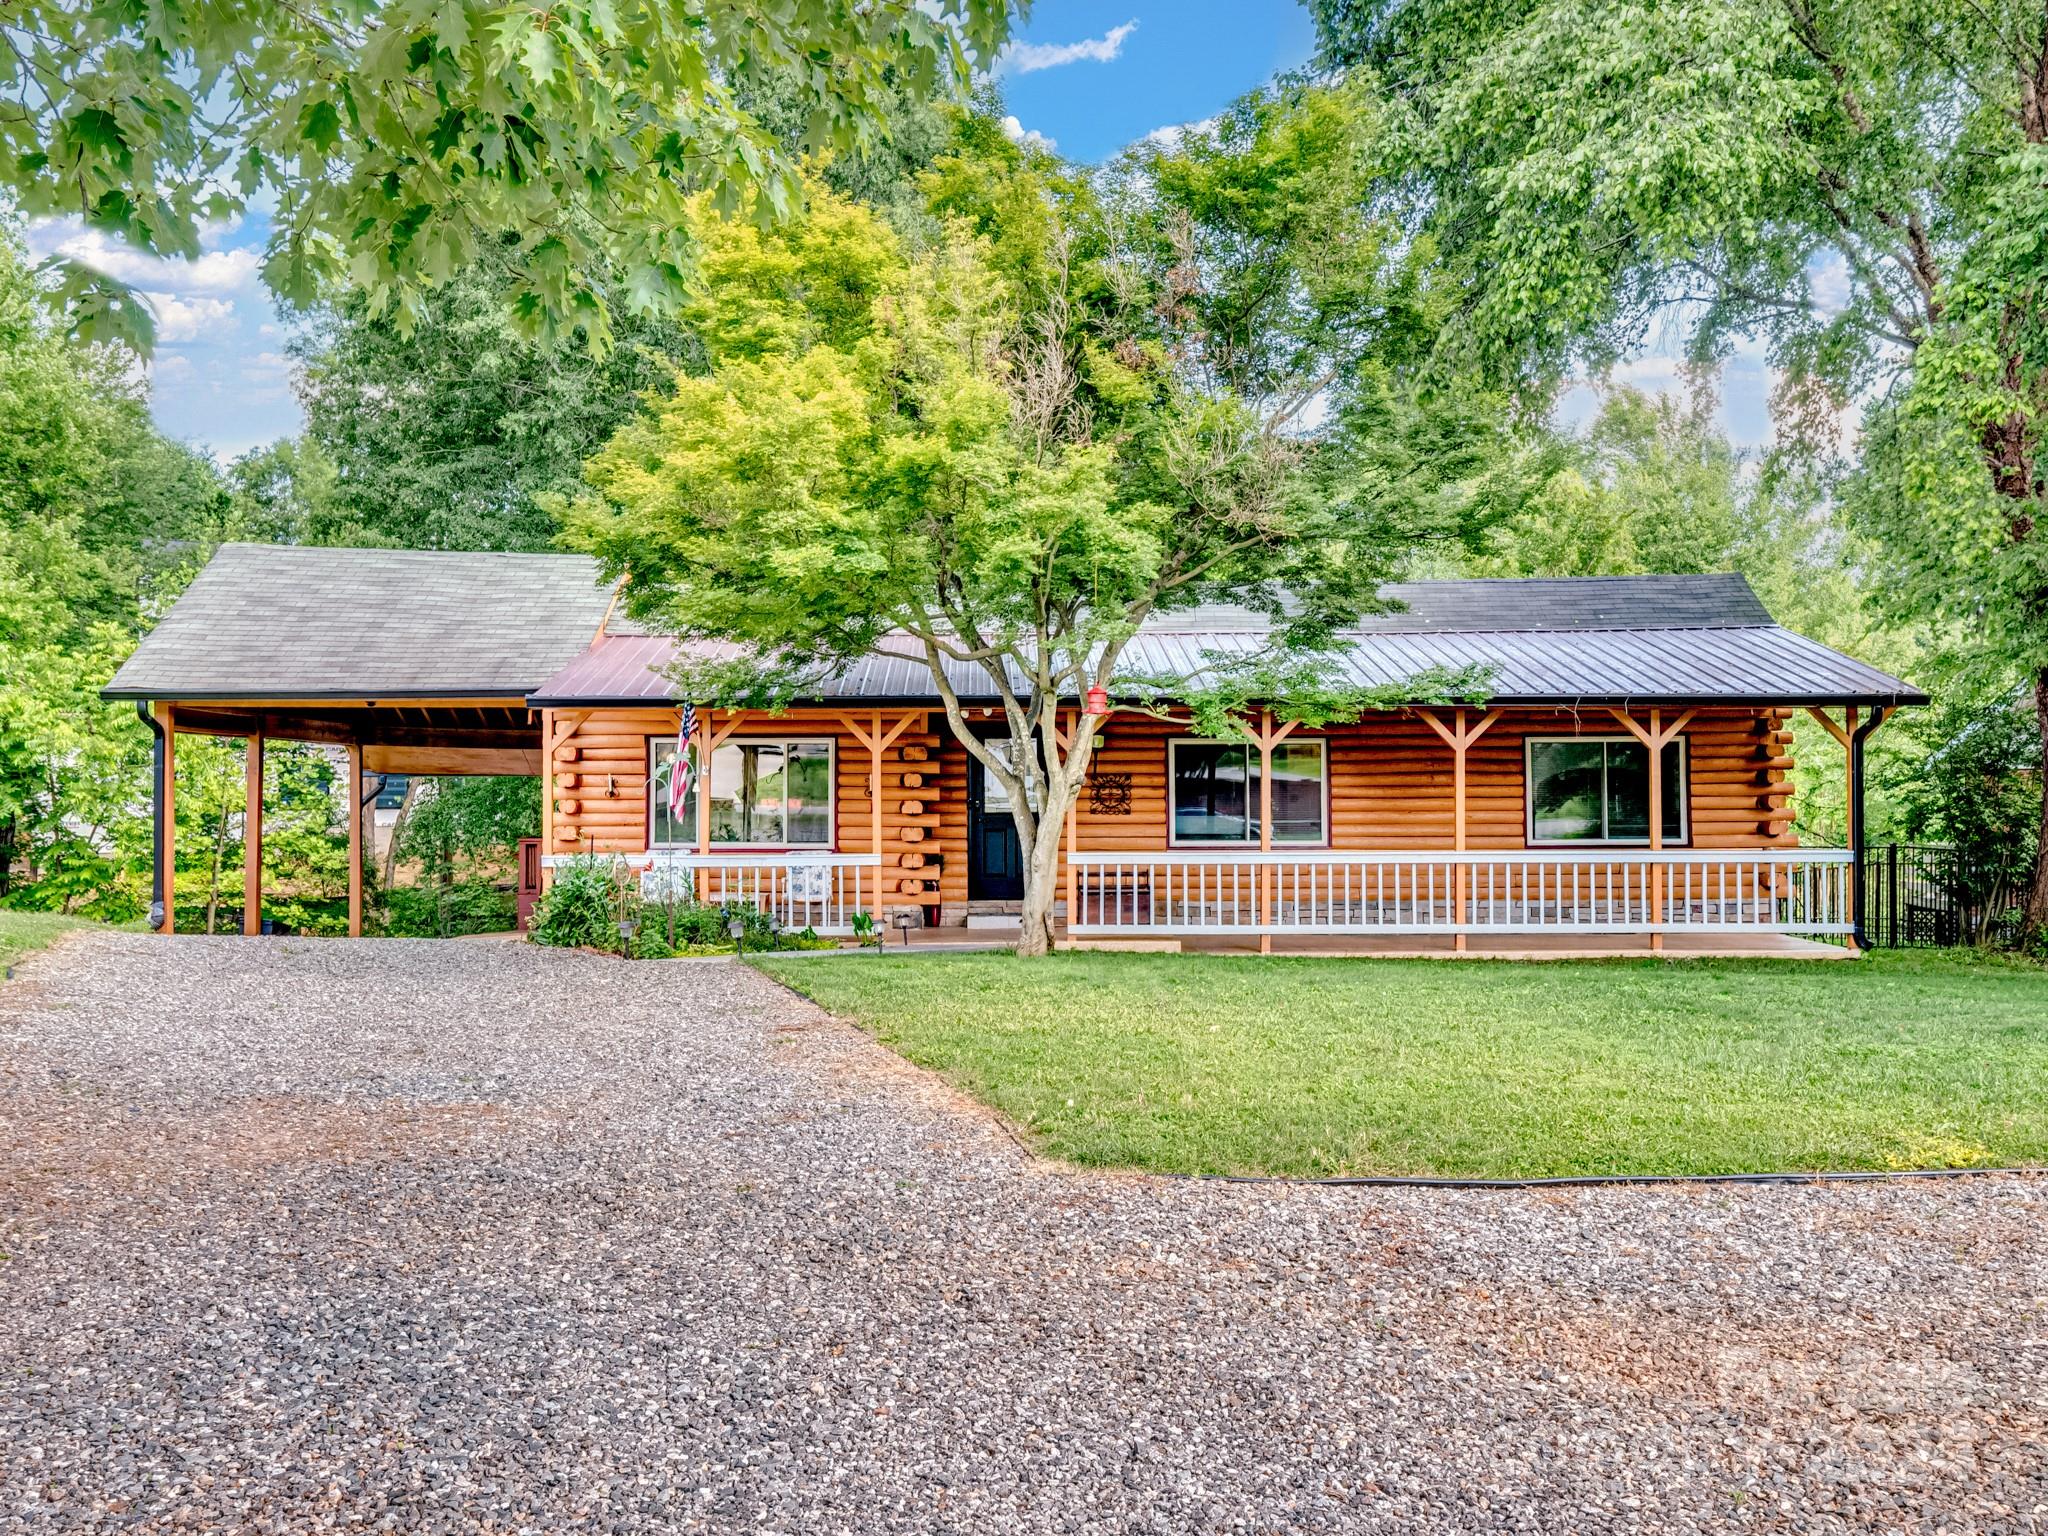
[
  {"x1": 1810, "y1": 251, "x2": 1851, "y2": 316},
  {"x1": 26, "y1": 218, "x2": 265, "y2": 297},
  {"x1": 1141, "y1": 116, "x2": 1217, "y2": 152},
  {"x1": 142, "y1": 292, "x2": 237, "y2": 342},
  {"x1": 240, "y1": 350, "x2": 292, "y2": 380},
  {"x1": 999, "y1": 19, "x2": 1137, "y2": 74},
  {"x1": 1001, "y1": 114, "x2": 1057, "y2": 153}
]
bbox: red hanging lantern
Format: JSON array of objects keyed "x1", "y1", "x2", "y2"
[{"x1": 1084, "y1": 685, "x2": 1110, "y2": 717}]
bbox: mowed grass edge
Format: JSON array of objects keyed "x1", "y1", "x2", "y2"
[
  {"x1": 751, "y1": 950, "x2": 2048, "y2": 1178},
  {"x1": 0, "y1": 910, "x2": 97, "y2": 971}
]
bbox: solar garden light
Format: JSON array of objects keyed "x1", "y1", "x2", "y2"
[
  {"x1": 728, "y1": 915, "x2": 747, "y2": 955},
  {"x1": 892, "y1": 909, "x2": 918, "y2": 947},
  {"x1": 616, "y1": 915, "x2": 637, "y2": 958}
]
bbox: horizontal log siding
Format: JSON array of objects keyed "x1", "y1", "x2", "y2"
[
  {"x1": 547, "y1": 708, "x2": 949, "y2": 914},
  {"x1": 1065, "y1": 707, "x2": 1795, "y2": 866},
  {"x1": 547, "y1": 705, "x2": 1795, "y2": 923}
]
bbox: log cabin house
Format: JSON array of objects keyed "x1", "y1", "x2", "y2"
[{"x1": 105, "y1": 544, "x2": 1927, "y2": 956}]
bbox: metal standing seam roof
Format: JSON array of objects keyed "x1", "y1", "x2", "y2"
[
  {"x1": 530, "y1": 587, "x2": 1927, "y2": 710},
  {"x1": 102, "y1": 544, "x2": 621, "y2": 701}
]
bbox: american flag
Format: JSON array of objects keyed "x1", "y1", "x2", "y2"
[{"x1": 668, "y1": 703, "x2": 697, "y2": 818}]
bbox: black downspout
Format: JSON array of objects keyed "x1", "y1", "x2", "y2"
[
  {"x1": 1849, "y1": 707, "x2": 1891, "y2": 951},
  {"x1": 136, "y1": 701, "x2": 167, "y2": 931}
]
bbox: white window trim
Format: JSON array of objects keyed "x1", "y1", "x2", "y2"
[
  {"x1": 1167, "y1": 736, "x2": 1330, "y2": 849},
  {"x1": 648, "y1": 734, "x2": 837, "y2": 849},
  {"x1": 1523, "y1": 734, "x2": 1689, "y2": 847}
]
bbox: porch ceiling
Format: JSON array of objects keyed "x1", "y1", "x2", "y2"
[{"x1": 168, "y1": 702, "x2": 538, "y2": 752}]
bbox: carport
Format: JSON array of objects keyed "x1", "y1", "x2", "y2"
[{"x1": 100, "y1": 544, "x2": 619, "y2": 934}]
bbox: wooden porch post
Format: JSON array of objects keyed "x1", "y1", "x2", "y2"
[
  {"x1": 870, "y1": 708, "x2": 884, "y2": 869},
  {"x1": 697, "y1": 710, "x2": 714, "y2": 855},
  {"x1": 1452, "y1": 707, "x2": 1468, "y2": 951},
  {"x1": 538, "y1": 708, "x2": 553, "y2": 884},
  {"x1": 1420, "y1": 708, "x2": 1503, "y2": 953},
  {"x1": 1257, "y1": 708, "x2": 1274, "y2": 954},
  {"x1": 1607, "y1": 708, "x2": 1697, "y2": 954},
  {"x1": 837, "y1": 710, "x2": 919, "y2": 921},
  {"x1": 1805, "y1": 704, "x2": 1862, "y2": 953},
  {"x1": 158, "y1": 703, "x2": 177, "y2": 935},
  {"x1": 242, "y1": 733, "x2": 264, "y2": 936},
  {"x1": 1065, "y1": 708, "x2": 1079, "y2": 946},
  {"x1": 346, "y1": 740, "x2": 363, "y2": 937},
  {"x1": 1648, "y1": 707, "x2": 1663, "y2": 953}
]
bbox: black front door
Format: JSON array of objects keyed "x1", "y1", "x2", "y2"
[{"x1": 967, "y1": 747, "x2": 1025, "y2": 900}]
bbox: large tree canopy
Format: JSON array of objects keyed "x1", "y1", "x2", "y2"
[
  {"x1": 3, "y1": 0, "x2": 1013, "y2": 353},
  {"x1": 563, "y1": 95, "x2": 1530, "y2": 953},
  {"x1": 279, "y1": 69, "x2": 958, "y2": 552},
  {"x1": 1313, "y1": 0, "x2": 2048, "y2": 940}
]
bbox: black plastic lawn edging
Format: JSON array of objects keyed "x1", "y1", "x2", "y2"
[{"x1": 1178, "y1": 1165, "x2": 2046, "y2": 1190}]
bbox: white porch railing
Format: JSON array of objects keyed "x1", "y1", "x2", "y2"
[
  {"x1": 546, "y1": 851, "x2": 884, "y2": 935},
  {"x1": 1067, "y1": 849, "x2": 1854, "y2": 937}
]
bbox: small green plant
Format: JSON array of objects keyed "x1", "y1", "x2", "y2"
[
  {"x1": 631, "y1": 901, "x2": 836, "y2": 957},
  {"x1": 529, "y1": 854, "x2": 628, "y2": 950},
  {"x1": 849, "y1": 910, "x2": 882, "y2": 950}
]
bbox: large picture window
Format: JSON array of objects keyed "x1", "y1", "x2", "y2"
[
  {"x1": 650, "y1": 737, "x2": 834, "y2": 848},
  {"x1": 1525, "y1": 736, "x2": 1687, "y2": 845},
  {"x1": 1169, "y1": 739, "x2": 1326, "y2": 845}
]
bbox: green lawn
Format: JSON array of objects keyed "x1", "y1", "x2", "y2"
[
  {"x1": 751, "y1": 950, "x2": 2048, "y2": 1178},
  {"x1": 0, "y1": 909, "x2": 97, "y2": 971}
]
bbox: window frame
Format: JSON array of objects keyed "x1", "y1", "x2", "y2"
[
  {"x1": 1523, "y1": 733, "x2": 1689, "y2": 847},
  {"x1": 646, "y1": 734, "x2": 838, "y2": 850},
  {"x1": 1166, "y1": 736, "x2": 1330, "y2": 849}
]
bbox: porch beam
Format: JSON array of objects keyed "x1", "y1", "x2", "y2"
[
  {"x1": 242, "y1": 733, "x2": 263, "y2": 936},
  {"x1": 362, "y1": 745, "x2": 542, "y2": 776}
]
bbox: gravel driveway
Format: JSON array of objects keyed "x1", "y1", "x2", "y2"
[{"x1": 2, "y1": 933, "x2": 2044, "y2": 1534}]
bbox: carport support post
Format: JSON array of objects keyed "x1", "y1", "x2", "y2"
[
  {"x1": 242, "y1": 733, "x2": 264, "y2": 936},
  {"x1": 158, "y1": 703, "x2": 177, "y2": 935},
  {"x1": 347, "y1": 741, "x2": 363, "y2": 937}
]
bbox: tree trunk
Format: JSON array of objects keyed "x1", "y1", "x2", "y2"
[
  {"x1": 1015, "y1": 804, "x2": 1067, "y2": 957},
  {"x1": 205, "y1": 809, "x2": 229, "y2": 935},
  {"x1": 2024, "y1": 667, "x2": 2048, "y2": 948}
]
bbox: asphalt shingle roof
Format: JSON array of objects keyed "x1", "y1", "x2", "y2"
[{"x1": 103, "y1": 544, "x2": 618, "y2": 700}]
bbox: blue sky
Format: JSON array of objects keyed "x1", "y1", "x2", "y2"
[
  {"x1": 994, "y1": 0, "x2": 1318, "y2": 163},
  {"x1": 25, "y1": 0, "x2": 1779, "y2": 463}
]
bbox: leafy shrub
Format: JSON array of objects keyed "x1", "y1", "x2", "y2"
[
  {"x1": 380, "y1": 880, "x2": 517, "y2": 938},
  {"x1": 530, "y1": 855, "x2": 626, "y2": 949}
]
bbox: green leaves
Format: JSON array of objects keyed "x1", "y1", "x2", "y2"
[{"x1": 3, "y1": 0, "x2": 1018, "y2": 354}]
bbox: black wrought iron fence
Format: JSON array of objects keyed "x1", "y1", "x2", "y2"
[{"x1": 1860, "y1": 842, "x2": 2027, "y2": 948}]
